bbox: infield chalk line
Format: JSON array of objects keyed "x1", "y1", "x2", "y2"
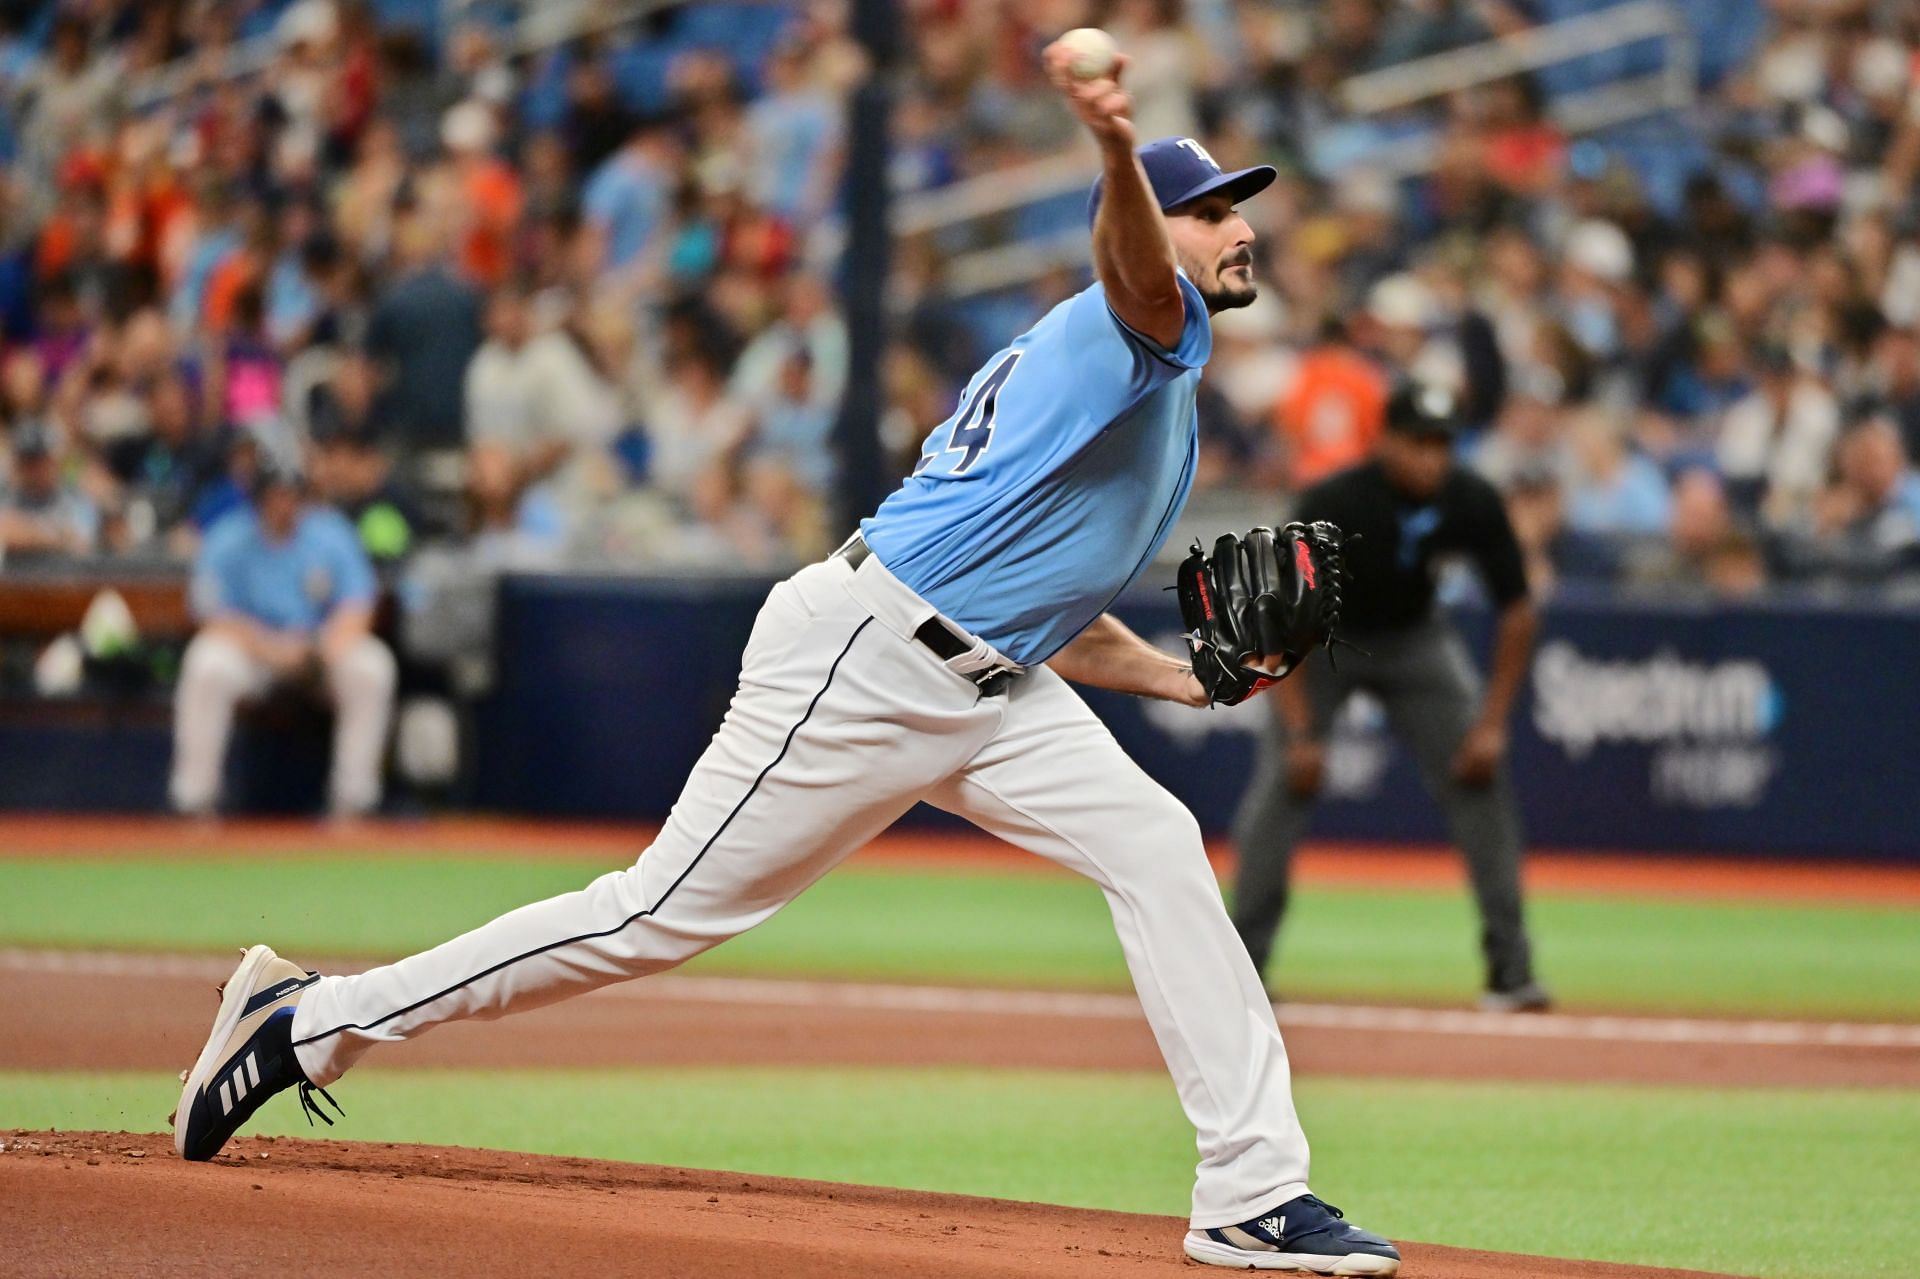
[{"x1": 5, "y1": 947, "x2": 1917, "y2": 1050}]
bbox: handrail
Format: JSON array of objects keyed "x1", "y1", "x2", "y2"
[
  {"x1": 1340, "y1": 0, "x2": 1691, "y2": 115},
  {"x1": 892, "y1": 149, "x2": 1097, "y2": 237},
  {"x1": 124, "y1": 0, "x2": 735, "y2": 112}
]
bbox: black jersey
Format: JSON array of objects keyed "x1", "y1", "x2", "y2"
[{"x1": 1296, "y1": 460, "x2": 1529, "y2": 633}]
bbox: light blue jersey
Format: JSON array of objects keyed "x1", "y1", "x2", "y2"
[
  {"x1": 861, "y1": 271, "x2": 1212, "y2": 666},
  {"x1": 191, "y1": 505, "x2": 377, "y2": 633}
]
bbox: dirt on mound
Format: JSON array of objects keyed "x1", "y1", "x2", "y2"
[{"x1": 3, "y1": 1131, "x2": 1743, "y2": 1279}]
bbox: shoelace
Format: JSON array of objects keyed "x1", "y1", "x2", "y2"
[
  {"x1": 297, "y1": 1080, "x2": 345, "y2": 1128},
  {"x1": 1299, "y1": 1194, "x2": 1345, "y2": 1220},
  {"x1": 1312, "y1": 526, "x2": 1370, "y2": 673}
]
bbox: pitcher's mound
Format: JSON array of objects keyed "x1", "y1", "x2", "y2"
[{"x1": 3, "y1": 1131, "x2": 1733, "y2": 1278}]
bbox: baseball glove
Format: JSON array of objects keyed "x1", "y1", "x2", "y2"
[{"x1": 1176, "y1": 521, "x2": 1350, "y2": 706}]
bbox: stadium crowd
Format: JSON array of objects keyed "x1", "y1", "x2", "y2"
[{"x1": 2, "y1": 0, "x2": 1919, "y2": 606}]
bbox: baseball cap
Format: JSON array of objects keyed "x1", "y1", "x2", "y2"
[
  {"x1": 10, "y1": 422, "x2": 55, "y2": 460},
  {"x1": 249, "y1": 447, "x2": 307, "y2": 498},
  {"x1": 1086, "y1": 137, "x2": 1277, "y2": 227},
  {"x1": 1385, "y1": 381, "x2": 1462, "y2": 439},
  {"x1": 1366, "y1": 273, "x2": 1436, "y2": 330}
]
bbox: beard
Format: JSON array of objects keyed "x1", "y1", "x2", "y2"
[
  {"x1": 1199, "y1": 277, "x2": 1258, "y2": 311},
  {"x1": 1196, "y1": 254, "x2": 1258, "y2": 312}
]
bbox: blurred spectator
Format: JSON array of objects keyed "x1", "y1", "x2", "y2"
[
  {"x1": 741, "y1": 347, "x2": 835, "y2": 556},
  {"x1": 1716, "y1": 346, "x2": 1840, "y2": 527},
  {"x1": 1803, "y1": 417, "x2": 1920, "y2": 580},
  {"x1": 1357, "y1": 273, "x2": 1462, "y2": 397},
  {"x1": 1504, "y1": 467, "x2": 1565, "y2": 595},
  {"x1": 582, "y1": 118, "x2": 678, "y2": 276},
  {"x1": 103, "y1": 369, "x2": 225, "y2": 556},
  {"x1": 1473, "y1": 368, "x2": 1573, "y2": 493},
  {"x1": 435, "y1": 100, "x2": 524, "y2": 289},
  {"x1": 309, "y1": 422, "x2": 420, "y2": 569},
  {"x1": 643, "y1": 349, "x2": 754, "y2": 557},
  {"x1": 1563, "y1": 406, "x2": 1671, "y2": 536},
  {"x1": 12, "y1": 15, "x2": 121, "y2": 183},
  {"x1": 172, "y1": 456, "x2": 395, "y2": 819},
  {"x1": 743, "y1": 38, "x2": 843, "y2": 226},
  {"x1": 1624, "y1": 469, "x2": 1748, "y2": 594},
  {"x1": 1107, "y1": 0, "x2": 1203, "y2": 142},
  {"x1": 363, "y1": 214, "x2": 484, "y2": 455},
  {"x1": 0, "y1": 423, "x2": 96, "y2": 561},
  {"x1": 730, "y1": 271, "x2": 848, "y2": 415},
  {"x1": 1, "y1": 0, "x2": 1918, "y2": 605},
  {"x1": 463, "y1": 440, "x2": 565, "y2": 570},
  {"x1": 1866, "y1": 323, "x2": 1920, "y2": 464},
  {"x1": 463, "y1": 280, "x2": 622, "y2": 536},
  {"x1": 1274, "y1": 317, "x2": 1384, "y2": 490},
  {"x1": 561, "y1": 52, "x2": 633, "y2": 178}
]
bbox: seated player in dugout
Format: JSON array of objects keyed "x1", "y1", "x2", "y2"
[
  {"x1": 1232, "y1": 382, "x2": 1551, "y2": 1013},
  {"x1": 170, "y1": 453, "x2": 397, "y2": 821}
]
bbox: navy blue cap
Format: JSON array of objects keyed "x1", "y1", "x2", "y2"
[{"x1": 1086, "y1": 137, "x2": 1277, "y2": 227}]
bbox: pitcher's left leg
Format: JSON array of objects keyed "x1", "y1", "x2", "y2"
[{"x1": 928, "y1": 667, "x2": 1307, "y2": 1230}]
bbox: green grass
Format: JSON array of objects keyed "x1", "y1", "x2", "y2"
[
  {"x1": 7, "y1": 1068, "x2": 1915, "y2": 1279},
  {"x1": 1, "y1": 855, "x2": 1915, "y2": 1018}
]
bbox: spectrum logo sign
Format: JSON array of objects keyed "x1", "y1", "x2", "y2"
[{"x1": 1531, "y1": 642, "x2": 1783, "y2": 808}]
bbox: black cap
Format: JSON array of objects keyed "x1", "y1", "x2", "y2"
[{"x1": 1385, "y1": 381, "x2": 1462, "y2": 439}]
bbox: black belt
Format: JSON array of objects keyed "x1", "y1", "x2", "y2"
[{"x1": 834, "y1": 538, "x2": 1015, "y2": 696}]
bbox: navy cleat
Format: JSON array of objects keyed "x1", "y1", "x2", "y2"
[
  {"x1": 1184, "y1": 1194, "x2": 1400, "y2": 1274},
  {"x1": 172, "y1": 945, "x2": 341, "y2": 1161}
]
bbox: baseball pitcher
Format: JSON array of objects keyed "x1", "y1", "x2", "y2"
[{"x1": 174, "y1": 39, "x2": 1398, "y2": 1275}]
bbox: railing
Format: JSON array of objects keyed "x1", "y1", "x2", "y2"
[
  {"x1": 907, "y1": 0, "x2": 1700, "y2": 296},
  {"x1": 119, "y1": 0, "x2": 1699, "y2": 294},
  {"x1": 1339, "y1": 0, "x2": 1698, "y2": 176},
  {"x1": 126, "y1": 0, "x2": 702, "y2": 111}
]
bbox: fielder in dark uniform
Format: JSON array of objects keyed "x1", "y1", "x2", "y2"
[{"x1": 1232, "y1": 382, "x2": 1550, "y2": 1010}]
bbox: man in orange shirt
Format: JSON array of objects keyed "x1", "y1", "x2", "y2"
[{"x1": 1274, "y1": 317, "x2": 1385, "y2": 490}]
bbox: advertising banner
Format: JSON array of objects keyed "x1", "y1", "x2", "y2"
[{"x1": 482, "y1": 576, "x2": 1918, "y2": 860}]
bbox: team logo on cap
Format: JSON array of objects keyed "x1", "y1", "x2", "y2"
[{"x1": 1175, "y1": 137, "x2": 1220, "y2": 171}]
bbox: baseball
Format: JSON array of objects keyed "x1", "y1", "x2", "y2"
[{"x1": 1057, "y1": 27, "x2": 1119, "y2": 79}]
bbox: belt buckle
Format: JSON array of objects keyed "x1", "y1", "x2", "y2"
[{"x1": 973, "y1": 668, "x2": 1013, "y2": 697}]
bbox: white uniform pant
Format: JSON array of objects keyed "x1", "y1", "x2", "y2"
[
  {"x1": 170, "y1": 631, "x2": 397, "y2": 817},
  {"x1": 289, "y1": 554, "x2": 1310, "y2": 1227}
]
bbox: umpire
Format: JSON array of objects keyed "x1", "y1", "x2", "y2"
[{"x1": 1231, "y1": 382, "x2": 1549, "y2": 1011}]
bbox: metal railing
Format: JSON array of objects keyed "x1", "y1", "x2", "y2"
[
  {"x1": 909, "y1": 1, "x2": 1700, "y2": 295},
  {"x1": 126, "y1": 0, "x2": 699, "y2": 111},
  {"x1": 1340, "y1": 0, "x2": 1697, "y2": 175}
]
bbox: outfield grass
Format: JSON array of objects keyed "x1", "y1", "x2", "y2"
[
  {"x1": 7, "y1": 1067, "x2": 1915, "y2": 1279},
  {"x1": 2, "y1": 855, "x2": 1916, "y2": 1018}
]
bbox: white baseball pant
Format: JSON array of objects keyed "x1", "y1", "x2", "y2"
[
  {"x1": 289, "y1": 551, "x2": 1312, "y2": 1227},
  {"x1": 169, "y1": 630, "x2": 397, "y2": 818}
]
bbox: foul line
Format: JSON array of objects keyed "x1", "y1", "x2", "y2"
[{"x1": 5, "y1": 948, "x2": 1918, "y2": 1050}]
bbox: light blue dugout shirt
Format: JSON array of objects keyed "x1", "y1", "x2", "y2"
[
  {"x1": 191, "y1": 506, "x2": 377, "y2": 633},
  {"x1": 862, "y1": 271, "x2": 1212, "y2": 666}
]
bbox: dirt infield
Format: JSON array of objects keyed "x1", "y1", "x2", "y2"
[
  {"x1": 3, "y1": 1130, "x2": 1745, "y2": 1279},
  {"x1": 5, "y1": 958, "x2": 1916, "y2": 1089}
]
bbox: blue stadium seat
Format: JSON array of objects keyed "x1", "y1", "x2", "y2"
[
  {"x1": 368, "y1": 0, "x2": 440, "y2": 40},
  {"x1": 609, "y1": 40, "x2": 684, "y2": 116},
  {"x1": 518, "y1": 47, "x2": 573, "y2": 131},
  {"x1": 236, "y1": 0, "x2": 297, "y2": 44}
]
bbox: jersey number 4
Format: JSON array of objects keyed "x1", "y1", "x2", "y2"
[{"x1": 915, "y1": 351, "x2": 1023, "y2": 476}]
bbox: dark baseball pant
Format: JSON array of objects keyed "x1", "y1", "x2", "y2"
[{"x1": 1230, "y1": 615, "x2": 1537, "y2": 993}]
